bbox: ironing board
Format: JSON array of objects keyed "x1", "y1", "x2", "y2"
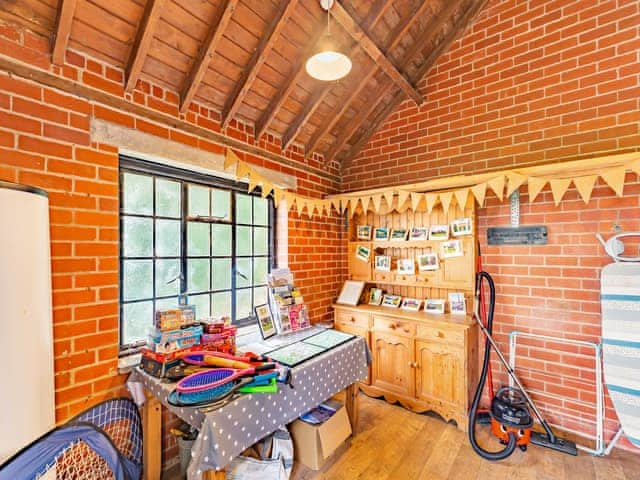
[{"x1": 601, "y1": 262, "x2": 640, "y2": 448}]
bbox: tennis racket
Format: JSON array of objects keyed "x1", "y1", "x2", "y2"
[
  {"x1": 176, "y1": 363, "x2": 275, "y2": 394},
  {"x1": 168, "y1": 377, "x2": 255, "y2": 406}
]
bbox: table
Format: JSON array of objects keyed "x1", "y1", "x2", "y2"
[{"x1": 130, "y1": 328, "x2": 370, "y2": 480}]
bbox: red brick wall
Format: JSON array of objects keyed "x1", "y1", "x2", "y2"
[
  {"x1": 0, "y1": 19, "x2": 344, "y2": 469},
  {"x1": 342, "y1": 0, "x2": 640, "y2": 450}
]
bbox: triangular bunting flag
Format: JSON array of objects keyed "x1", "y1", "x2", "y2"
[
  {"x1": 350, "y1": 198, "x2": 361, "y2": 217},
  {"x1": 573, "y1": 175, "x2": 597, "y2": 205},
  {"x1": 272, "y1": 188, "x2": 283, "y2": 206},
  {"x1": 321, "y1": 200, "x2": 330, "y2": 216},
  {"x1": 487, "y1": 175, "x2": 505, "y2": 201},
  {"x1": 360, "y1": 196, "x2": 372, "y2": 213},
  {"x1": 397, "y1": 190, "x2": 410, "y2": 212},
  {"x1": 506, "y1": 172, "x2": 527, "y2": 198},
  {"x1": 439, "y1": 191, "x2": 453, "y2": 213},
  {"x1": 236, "y1": 161, "x2": 250, "y2": 179},
  {"x1": 330, "y1": 197, "x2": 341, "y2": 214},
  {"x1": 371, "y1": 194, "x2": 383, "y2": 213},
  {"x1": 550, "y1": 178, "x2": 571, "y2": 206},
  {"x1": 283, "y1": 192, "x2": 296, "y2": 211},
  {"x1": 601, "y1": 167, "x2": 626, "y2": 197},
  {"x1": 248, "y1": 175, "x2": 259, "y2": 193},
  {"x1": 341, "y1": 198, "x2": 350, "y2": 215},
  {"x1": 410, "y1": 192, "x2": 423, "y2": 212},
  {"x1": 471, "y1": 183, "x2": 487, "y2": 207},
  {"x1": 527, "y1": 177, "x2": 547, "y2": 202},
  {"x1": 454, "y1": 188, "x2": 469, "y2": 210},
  {"x1": 631, "y1": 160, "x2": 640, "y2": 175},
  {"x1": 224, "y1": 149, "x2": 240, "y2": 170},
  {"x1": 383, "y1": 190, "x2": 395, "y2": 211},
  {"x1": 261, "y1": 180, "x2": 273, "y2": 198},
  {"x1": 425, "y1": 193, "x2": 438, "y2": 213}
]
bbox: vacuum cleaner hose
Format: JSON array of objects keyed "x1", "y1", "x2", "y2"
[{"x1": 468, "y1": 271, "x2": 518, "y2": 460}]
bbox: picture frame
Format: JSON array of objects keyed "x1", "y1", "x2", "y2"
[
  {"x1": 374, "y1": 227, "x2": 390, "y2": 241},
  {"x1": 390, "y1": 228, "x2": 408, "y2": 241},
  {"x1": 357, "y1": 225, "x2": 372, "y2": 240},
  {"x1": 428, "y1": 224, "x2": 449, "y2": 241},
  {"x1": 401, "y1": 297, "x2": 422, "y2": 311},
  {"x1": 374, "y1": 255, "x2": 391, "y2": 271},
  {"x1": 451, "y1": 218, "x2": 472, "y2": 237},
  {"x1": 424, "y1": 299, "x2": 445, "y2": 314},
  {"x1": 417, "y1": 253, "x2": 439, "y2": 271},
  {"x1": 449, "y1": 292, "x2": 467, "y2": 315},
  {"x1": 336, "y1": 280, "x2": 365, "y2": 306},
  {"x1": 356, "y1": 244, "x2": 371, "y2": 262},
  {"x1": 397, "y1": 258, "x2": 415, "y2": 275},
  {"x1": 255, "y1": 304, "x2": 276, "y2": 339},
  {"x1": 368, "y1": 287, "x2": 383, "y2": 306},
  {"x1": 440, "y1": 239, "x2": 463, "y2": 258},
  {"x1": 409, "y1": 227, "x2": 428, "y2": 241},
  {"x1": 381, "y1": 294, "x2": 402, "y2": 308}
]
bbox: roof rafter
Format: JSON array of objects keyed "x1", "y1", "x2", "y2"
[
  {"x1": 124, "y1": 0, "x2": 166, "y2": 94},
  {"x1": 220, "y1": 0, "x2": 299, "y2": 130},
  {"x1": 180, "y1": 0, "x2": 238, "y2": 114},
  {"x1": 51, "y1": 0, "x2": 77, "y2": 65},
  {"x1": 361, "y1": 0, "x2": 393, "y2": 31}
]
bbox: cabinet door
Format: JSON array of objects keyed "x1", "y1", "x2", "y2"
[
  {"x1": 415, "y1": 340, "x2": 464, "y2": 408},
  {"x1": 371, "y1": 331, "x2": 414, "y2": 397},
  {"x1": 348, "y1": 243, "x2": 372, "y2": 281},
  {"x1": 335, "y1": 323, "x2": 371, "y2": 384}
]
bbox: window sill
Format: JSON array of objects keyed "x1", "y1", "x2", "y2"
[{"x1": 118, "y1": 352, "x2": 142, "y2": 374}]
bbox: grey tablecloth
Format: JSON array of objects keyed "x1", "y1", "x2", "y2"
[{"x1": 129, "y1": 328, "x2": 369, "y2": 478}]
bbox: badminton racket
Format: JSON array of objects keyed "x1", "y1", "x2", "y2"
[{"x1": 176, "y1": 363, "x2": 275, "y2": 393}]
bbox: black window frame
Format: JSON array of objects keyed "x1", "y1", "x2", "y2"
[{"x1": 118, "y1": 155, "x2": 276, "y2": 353}]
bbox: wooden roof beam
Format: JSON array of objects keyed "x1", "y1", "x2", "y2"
[
  {"x1": 221, "y1": 0, "x2": 299, "y2": 130},
  {"x1": 125, "y1": 0, "x2": 166, "y2": 94},
  {"x1": 180, "y1": 0, "x2": 238, "y2": 114},
  {"x1": 361, "y1": 0, "x2": 392, "y2": 31},
  {"x1": 384, "y1": 1, "x2": 435, "y2": 52},
  {"x1": 51, "y1": 0, "x2": 77, "y2": 65},
  {"x1": 330, "y1": 0, "x2": 423, "y2": 106}
]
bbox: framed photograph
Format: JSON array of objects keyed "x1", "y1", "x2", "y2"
[
  {"x1": 425, "y1": 299, "x2": 445, "y2": 314},
  {"x1": 409, "y1": 227, "x2": 428, "y2": 241},
  {"x1": 356, "y1": 244, "x2": 371, "y2": 262},
  {"x1": 440, "y1": 239, "x2": 463, "y2": 258},
  {"x1": 374, "y1": 255, "x2": 391, "y2": 271},
  {"x1": 417, "y1": 253, "x2": 439, "y2": 271},
  {"x1": 381, "y1": 294, "x2": 402, "y2": 308},
  {"x1": 390, "y1": 228, "x2": 408, "y2": 241},
  {"x1": 255, "y1": 304, "x2": 276, "y2": 339},
  {"x1": 428, "y1": 224, "x2": 449, "y2": 241},
  {"x1": 401, "y1": 297, "x2": 422, "y2": 311},
  {"x1": 451, "y1": 218, "x2": 472, "y2": 237},
  {"x1": 357, "y1": 225, "x2": 372, "y2": 240},
  {"x1": 374, "y1": 227, "x2": 390, "y2": 241},
  {"x1": 368, "y1": 287, "x2": 383, "y2": 305},
  {"x1": 397, "y1": 258, "x2": 415, "y2": 275},
  {"x1": 449, "y1": 292, "x2": 467, "y2": 315},
  {"x1": 266, "y1": 341, "x2": 327, "y2": 367},
  {"x1": 336, "y1": 280, "x2": 365, "y2": 306}
]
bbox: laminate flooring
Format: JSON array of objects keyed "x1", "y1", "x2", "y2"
[{"x1": 291, "y1": 394, "x2": 640, "y2": 480}]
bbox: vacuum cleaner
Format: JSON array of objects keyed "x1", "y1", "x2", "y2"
[{"x1": 468, "y1": 271, "x2": 578, "y2": 460}]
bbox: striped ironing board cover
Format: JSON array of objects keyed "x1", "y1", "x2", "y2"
[{"x1": 601, "y1": 262, "x2": 640, "y2": 448}]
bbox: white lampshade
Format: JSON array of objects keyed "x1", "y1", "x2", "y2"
[{"x1": 305, "y1": 31, "x2": 352, "y2": 82}]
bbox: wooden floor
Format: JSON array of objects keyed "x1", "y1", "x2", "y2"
[{"x1": 291, "y1": 394, "x2": 640, "y2": 480}]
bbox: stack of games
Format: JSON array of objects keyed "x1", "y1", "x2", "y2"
[
  {"x1": 268, "y1": 268, "x2": 311, "y2": 334},
  {"x1": 200, "y1": 317, "x2": 237, "y2": 355}
]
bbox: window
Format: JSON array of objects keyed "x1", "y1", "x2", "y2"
[{"x1": 119, "y1": 156, "x2": 275, "y2": 351}]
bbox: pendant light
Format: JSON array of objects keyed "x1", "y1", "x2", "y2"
[{"x1": 305, "y1": 0, "x2": 352, "y2": 81}]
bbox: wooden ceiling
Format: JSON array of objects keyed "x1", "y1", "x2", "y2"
[{"x1": 1, "y1": 0, "x2": 487, "y2": 169}]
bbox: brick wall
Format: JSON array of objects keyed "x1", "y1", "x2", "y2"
[
  {"x1": 342, "y1": 0, "x2": 640, "y2": 450},
  {"x1": 0, "y1": 19, "x2": 345, "y2": 469}
]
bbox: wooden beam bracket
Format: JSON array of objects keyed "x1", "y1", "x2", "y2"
[{"x1": 52, "y1": 0, "x2": 78, "y2": 65}]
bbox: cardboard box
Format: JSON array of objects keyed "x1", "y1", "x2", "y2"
[{"x1": 289, "y1": 401, "x2": 352, "y2": 470}]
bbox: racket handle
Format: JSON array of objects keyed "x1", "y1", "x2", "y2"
[
  {"x1": 203, "y1": 356, "x2": 252, "y2": 369},
  {"x1": 254, "y1": 363, "x2": 276, "y2": 372}
]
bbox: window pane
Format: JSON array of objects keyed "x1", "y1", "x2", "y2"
[
  {"x1": 187, "y1": 222, "x2": 210, "y2": 256},
  {"x1": 156, "y1": 219, "x2": 180, "y2": 257},
  {"x1": 235, "y1": 288, "x2": 252, "y2": 320},
  {"x1": 235, "y1": 193, "x2": 252, "y2": 224},
  {"x1": 156, "y1": 297, "x2": 178, "y2": 311},
  {"x1": 212, "y1": 224, "x2": 231, "y2": 256},
  {"x1": 123, "y1": 217, "x2": 153, "y2": 257},
  {"x1": 236, "y1": 258, "x2": 252, "y2": 288},
  {"x1": 254, "y1": 227, "x2": 268, "y2": 256},
  {"x1": 190, "y1": 293, "x2": 210, "y2": 320},
  {"x1": 212, "y1": 258, "x2": 231, "y2": 290},
  {"x1": 212, "y1": 189, "x2": 230, "y2": 220},
  {"x1": 123, "y1": 173, "x2": 153, "y2": 215},
  {"x1": 188, "y1": 184, "x2": 210, "y2": 217},
  {"x1": 212, "y1": 292, "x2": 231, "y2": 318},
  {"x1": 253, "y1": 257, "x2": 268, "y2": 286},
  {"x1": 254, "y1": 197, "x2": 268, "y2": 226},
  {"x1": 254, "y1": 286, "x2": 267, "y2": 308},
  {"x1": 156, "y1": 179, "x2": 181, "y2": 218},
  {"x1": 123, "y1": 260, "x2": 153, "y2": 301},
  {"x1": 236, "y1": 226, "x2": 252, "y2": 256},
  {"x1": 156, "y1": 259, "x2": 180, "y2": 297},
  {"x1": 188, "y1": 258, "x2": 210, "y2": 293},
  {"x1": 122, "y1": 301, "x2": 153, "y2": 345}
]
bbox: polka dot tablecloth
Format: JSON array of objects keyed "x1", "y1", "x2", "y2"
[{"x1": 129, "y1": 333, "x2": 369, "y2": 479}]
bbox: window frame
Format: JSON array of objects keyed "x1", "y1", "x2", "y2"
[{"x1": 118, "y1": 155, "x2": 276, "y2": 353}]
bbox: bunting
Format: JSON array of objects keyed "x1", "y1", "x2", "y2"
[
  {"x1": 573, "y1": 175, "x2": 597, "y2": 205},
  {"x1": 396, "y1": 190, "x2": 410, "y2": 212},
  {"x1": 425, "y1": 193, "x2": 439, "y2": 213},
  {"x1": 527, "y1": 177, "x2": 547, "y2": 202},
  {"x1": 601, "y1": 167, "x2": 626, "y2": 197},
  {"x1": 439, "y1": 191, "x2": 453, "y2": 213},
  {"x1": 506, "y1": 172, "x2": 527, "y2": 198},
  {"x1": 411, "y1": 192, "x2": 423, "y2": 212},
  {"x1": 371, "y1": 194, "x2": 383, "y2": 214},
  {"x1": 383, "y1": 190, "x2": 395, "y2": 211},
  {"x1": 454, "y1": 188, "x2": 469, "y2": 210},
  {"x1": 471, "y1": 183, "x2": 487, "y2": 207},
  {"x1": 488, "y1": 175, "x2": 505, "y2": 201},
  {"x1": 549, "y1": 178, "x2": 571, "y2": 206}
]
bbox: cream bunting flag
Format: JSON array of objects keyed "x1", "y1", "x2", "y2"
[
  {"x1": 273, "y1": 187, "x2": 283, "y2": 206},
  {"x1": 330, "y1": 197, "x2": 341, "y2": 214},
  {"x1": 224, "y1": 149, "x2": 240, "y2": 170},
  {"x1": 573, "y1": 175, "x2": 597, "y2": 205},
  {"x1": 632, "y1": 160, "x2": 640, "y2": 175},
  {"x1": 350, "y1": 198, "x2": 361, "y2": 217},
  {"x1": 341, "y1": 197, "x2": 350, "y2": 215},
  {"x1": 371, "y1": 194, "x2": 383, "y2": 213},
  {"x1": 284, "y1": 192, "x2": 296, "y2": 211},
  {"x1": 439, "y1": 191, "x2": 453, "y2": 213},
  {"x1": 601, "y1": 167, "x2": 626, "y2": 197},
  {"x1": 487, "y1": 175, "x2": 505, "y2": 201},
  {"x1": 471, "y1": 182, "x2": 487, "y2": 207},
  {"x1": 236, "y1": 161, "x2": 250, "y2": 179},
  {"x1": 454, "y1": 188, "x2": 469, "y2": 210},
  {"x1": 506, "y1": 172, "x2": 527, "y2": 198},
  {"x1": 261, "y1": 180, "x2": 273, "y2": 198},
  {"x1": 248, "y1": 174, "x2": 259, "y2": 193},
  {"x1": 549, "y1": 178, "x2": 571, "y2": 206},
  {"x1": 396, "y1": 190, "x2": 410, "y2": 212},
  {"x1": 383, "y1": 190, "x2": 395, "y2": 211},
  {"x1": 425, "y1": 193, "x2": 438, "y2": 213},
  {"x1": 527, "y1": 177, "x2": 547, "y2": 202},
  {"x1": 360, "y1": 196, "x2": 372, "y2": 213},
  {"x1": 410, "y1": 192, "x2": 423, "y2": 212}
]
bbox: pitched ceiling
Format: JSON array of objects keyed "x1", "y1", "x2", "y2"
[{"x1": 1, "y1": 0, "x2": 487, "y2": 169}]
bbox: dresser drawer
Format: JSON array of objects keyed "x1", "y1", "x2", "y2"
[
  {"x1": 373, "y1": 316, "x2": 416, "y2": 336},
  {"x1": 394, "y1": 273, "x2": 416, "y2": 284},
  {"x1": 335, "y1": 310, "x2": 370, "y2": 329},
  {"x1": 416, "y1": 324, "x2": 464, "y2": 344},
  {"x1": 373, "y1": 270, "x2": 394, "y2": 283}
]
